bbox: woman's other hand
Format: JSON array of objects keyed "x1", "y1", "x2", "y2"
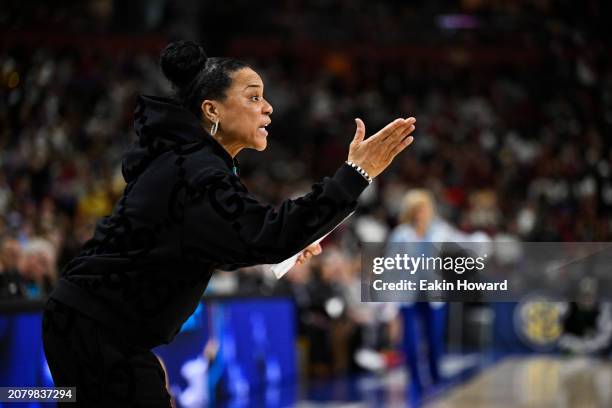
[
  {"x1": 347, "y1": 117, "x2": 416, "y2": 178},
  {"x1": 295, "y1": 243, "x2": 322, "y2": 266}
]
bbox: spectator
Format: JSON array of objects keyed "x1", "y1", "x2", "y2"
[
  {"x1": 303, "y1": 248, "x2": 350, "y2": 377},
  {"x1": 0, "y1": 237, "x2": 23, "y2": 298},
  {"x1": 559, "y1": 277, "x2": 612, "y2": 356},
  {"x1": 17, "y1": 238, "x2": 57, "y2": 298}
]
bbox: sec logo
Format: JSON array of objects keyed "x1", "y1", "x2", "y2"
[{"x1": 514, "y1": 296, "x2": 564, "y2": 350}]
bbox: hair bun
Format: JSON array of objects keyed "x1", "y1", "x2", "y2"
[{"x1": 159, "y1": 40, "x2": 207, "y2": 88}]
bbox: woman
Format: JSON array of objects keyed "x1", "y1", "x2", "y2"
[
  {"x1": 42, "y1": 41, "x2": 416, "y2": 407},
  {"x1": 387, "y1": 190, "x2": 448, "y2": 393},
  {"x1": 387, "y1": 189, "x2": 488, "y2": 393}
]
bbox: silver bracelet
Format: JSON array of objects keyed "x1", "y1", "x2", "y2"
[{"x1": 346, "y1": 161, "x2": 373, "y2": 184}]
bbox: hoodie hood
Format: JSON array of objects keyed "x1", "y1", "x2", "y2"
[{"x1": 122, "y1": 95, "x2": 235, "y2": 182}]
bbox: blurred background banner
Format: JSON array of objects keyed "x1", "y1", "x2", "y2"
[
  {"x1": 1, "y1": 297, "x2": 296, "y2": 407},
  {"x1": 1, "y1": 0, "x2": 611, "y2": 407}
]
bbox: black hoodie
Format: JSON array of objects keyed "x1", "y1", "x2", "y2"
[{"x1": 50, "y1": 95, "x2": 369, "y2": 348}]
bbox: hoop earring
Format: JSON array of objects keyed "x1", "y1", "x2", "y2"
[{"x1": 210, "y1": 119, "x2": 219, "y2": 136}]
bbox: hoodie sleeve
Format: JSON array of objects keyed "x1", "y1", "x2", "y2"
[{"x1": 182, "y1": 163, "x2": 369, "y2": 268}]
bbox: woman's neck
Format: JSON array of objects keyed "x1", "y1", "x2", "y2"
[
  {"x1": 212, "y1": 132, "x2": 242, "y2": 158},
  {"x1": 414, "y1": 222, "x2": 428, "y2": 238}
]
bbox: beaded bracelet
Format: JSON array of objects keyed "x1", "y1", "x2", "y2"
[{"x1": 346, "y1": 161, "x2": 373, "y2": 184}]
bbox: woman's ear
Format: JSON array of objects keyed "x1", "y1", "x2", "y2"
[{"x1": 201, "y1": 100, "x2": 218, "y2": 123}]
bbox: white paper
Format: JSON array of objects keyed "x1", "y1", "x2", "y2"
[{"x1": 269, "y1": 212, "x2": 354, "y2": 279}]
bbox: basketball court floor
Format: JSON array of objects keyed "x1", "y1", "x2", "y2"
[
  {"x1": 288, "y1": 355, "x2": 612, "y2": 408},
  {"x1": 426, "y1": 356, "x2": 612, "y2": 408}
]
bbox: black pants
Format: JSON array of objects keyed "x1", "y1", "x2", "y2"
[{"x1": 42, "y1": 298, "x2": 172, "y2": 407}]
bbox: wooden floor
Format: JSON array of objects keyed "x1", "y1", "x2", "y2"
[{"x1": 427, "y1": 356, "x2": 612, "y2": 408}]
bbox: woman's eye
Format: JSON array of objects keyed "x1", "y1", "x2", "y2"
[{"x1": 250, "y1": 96, "x2": 261, "y2": 101}]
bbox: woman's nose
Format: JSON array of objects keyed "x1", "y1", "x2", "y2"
[{"x1": 263, "y1": 99, "x2": 273, "y2": 115}]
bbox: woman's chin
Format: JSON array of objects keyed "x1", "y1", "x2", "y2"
[{"x1": 254, "y1": 139, "x2": 267, "y2": 151}]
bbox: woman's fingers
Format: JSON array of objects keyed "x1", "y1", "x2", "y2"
[
  {"x1": 386, "y1": 125, "x2": 415, "y2": 160},
  {"x1": 360, "y1": 117, "x2": 415, "y2": 158},
  {"x1": 390, "y1": 135, "x2": 415, "y2": 158},
  {"x1": 385, "y1": 118, "x2": 415, "y2": 143},
  {"x1": 379, "y1": 121, "x2": 415, "y2": 161},
  {"x1": 390, "y1": 123, "x2": 415, "y2": 149},
  {"x1": 381, "y1": 117, "x2": 415, "y2": 142},
  {"x1": 370, "y1": 119, "x2": 406, "y2": 144},
  {"x1": 296, "y1": 243, "x2": 322, "y2": 266},
  {"x1": 305, "y1": 243, "x2": 322, "y2": 255},
  {"x1": 352, "y1": 118, "x2": 366, "y2": 145},
  {"x1": 381, "y1": 123, "x2": 410, "y2": 145}
]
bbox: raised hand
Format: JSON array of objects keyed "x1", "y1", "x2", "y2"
[{"x1": 347, "y1": 117, "x2": 416, "y2": 179}]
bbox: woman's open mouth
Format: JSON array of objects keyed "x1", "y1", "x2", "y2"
[{"x1": 258, "y1": 122, "x2": 270, "y2": 136}]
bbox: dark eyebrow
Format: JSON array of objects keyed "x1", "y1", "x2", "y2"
[{"x1": 244, "y1": 84, "x2": 262, "y2": 90}]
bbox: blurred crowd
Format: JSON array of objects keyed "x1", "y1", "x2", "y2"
[{"x1": 1, "y1": 0, "x2": 611, "y2": 375}]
